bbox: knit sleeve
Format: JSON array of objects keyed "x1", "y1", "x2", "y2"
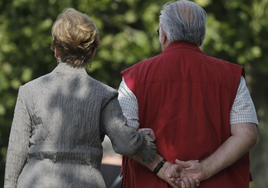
[
  {"x1": 100, "y1": 95, "x2": 156, "y2": 164},
  {"x1": 4, "y1": 86, "x2": 32, "y2": 188}
]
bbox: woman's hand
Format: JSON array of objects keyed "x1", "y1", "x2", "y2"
[{"x1": 138, "y1": 128, "x2": 156, "y2": 141}]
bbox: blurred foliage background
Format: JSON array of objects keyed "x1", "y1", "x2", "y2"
[{"x1": 0, "y1": 0, "x2": 267, "y2": 187}]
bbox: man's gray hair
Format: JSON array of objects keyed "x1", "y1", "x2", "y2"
[{"x1": 160, "y1": 0, "x2": 207, "y2": 46}]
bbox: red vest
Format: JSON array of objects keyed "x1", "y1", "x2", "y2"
[{"x1": 121, "y1": 42, "x2": 251, "y2": 188}]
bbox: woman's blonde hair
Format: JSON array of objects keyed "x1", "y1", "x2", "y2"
[{"x1": 51, "y1": 8, "x2": 99, "y2": 68}]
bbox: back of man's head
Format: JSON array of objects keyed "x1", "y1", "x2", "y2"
[{"x1": 160, "y1": 0, "x2": 207, "y2": 46}]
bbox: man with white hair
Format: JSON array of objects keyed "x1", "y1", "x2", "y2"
[{"x1": 118, "y1": 0, "x2": 258, "y2": 188}]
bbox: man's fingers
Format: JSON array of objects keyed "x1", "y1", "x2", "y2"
[
  {"x1": 175, "y1": 159, "x2": 199, "y2": 168},
  {"x1": 174, "y1": 164, "x2": 183, "y2": 172},
  {"x1": 168, "y1": 172, "x2": 180, "y2": 178},
  {"x1": 174, "y1": 172, "x2": 180, "y2": 178},
  {"x1": 175, "y1": 159, "x2": 190, "y2": 168},
  {"x1": 189, "y1": 178, "x2": 195, "y2": 188},
  {"x1": 182, "y1": 178, "x2": 191, "y2": 188},
  {"x1": 181, "y1": 181, "x2": 186, "y2": 188},
  {"x1": 175, "y1": 180, "x2": 180, "y2": 186},
  {"x1": 168, "y1": 179, "x2": 179, "y2": 188},
  {"x1": 195, "y1": 179, "x2": 200, "y2": 187}
]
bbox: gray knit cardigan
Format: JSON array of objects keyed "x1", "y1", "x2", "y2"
[{"x1": 4, "y1": 63, "x2": 156, "y2": 188}]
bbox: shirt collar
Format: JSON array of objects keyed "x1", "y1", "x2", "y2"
[
  {"x1": 162, "y1": 42, "x2": 206, "y2": 55},
  {"x1": 52, "y1": 63, "x2": 88, "y2": 75}
]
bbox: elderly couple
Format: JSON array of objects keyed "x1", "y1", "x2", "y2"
[{"x1": 4, "y1": 0, "x2": 258, "y2": 188}]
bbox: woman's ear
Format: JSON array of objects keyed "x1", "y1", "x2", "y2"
[
  {"x1": 90, "y1": 48, "x2": 97, "y2": 60},
  {"x1": 54, "y1": 48, "x2": 60, "y2": 58}
]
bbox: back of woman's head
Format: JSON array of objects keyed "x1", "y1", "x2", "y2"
[
  {"x1": 160, "y1": 0, "x2": 207, "y2": 46},
  {"x1": 51, "y1": 8, "x2": 99, "y2": 68}
]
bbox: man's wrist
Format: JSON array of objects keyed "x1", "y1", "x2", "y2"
[
  {"x1": 153, "y1": 158, "x2": 167, "y2": 174},
  {"x1": 156, "y1": 160, "x2": 171, "y2": 179},
  {"x1": 200, "y1": 160, "x2": 210, "y2": 180}
]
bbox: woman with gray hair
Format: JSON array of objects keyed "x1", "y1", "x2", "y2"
[{"x1": 4, "y1": 8, "x2": 159, "y2": 188}]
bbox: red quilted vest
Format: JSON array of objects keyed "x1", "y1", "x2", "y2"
[{"x1": 120, "y1": 42, "x2": 251, "y2": 188}]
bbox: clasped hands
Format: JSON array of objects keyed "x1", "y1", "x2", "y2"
[
  {"x1": 138, "y1": 128, "x2": 208, "y2": 188},
  {"x1": 159, "y1": 159, "x2": 207, "y2": 188}
]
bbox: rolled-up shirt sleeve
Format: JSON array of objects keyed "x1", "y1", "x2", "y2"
[
  {"x1": 118, "y1": 77, "x2": 140, "y2": 129},
  {"x1": 230, "y1": 76, "x2": 259, "y2": 125}
]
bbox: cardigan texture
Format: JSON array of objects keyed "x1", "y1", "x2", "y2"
[{"x1": 4, "y1": 63, "x2": 156, "y2": 188}]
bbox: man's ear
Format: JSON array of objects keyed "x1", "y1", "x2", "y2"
[
  {"x1": 54, "y1": 48, "x2": 60, "y2": 58},
  {"x1": 160, "y1": 25, "x2": 167, "y2": 44}
]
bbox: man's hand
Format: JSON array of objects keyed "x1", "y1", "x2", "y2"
[
  {"x1": 157, "y1": 162, "x2": 182, "y2": 188},
  {"x1": 175, "y1": 159, "x2": 207, "y2": 187},
  {"x1": 157, "y1": 161, "x2": 201, "y2": 188},
  {"x1": 175, "y1": 122, "x2": 258, "y2": 187}
]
